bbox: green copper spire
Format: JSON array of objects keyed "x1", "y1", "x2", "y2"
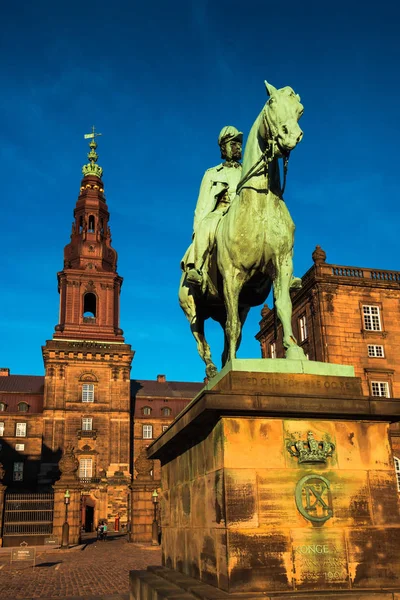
[{"x1": 82, "y1": 126, "x2": 103, "y2": 178}]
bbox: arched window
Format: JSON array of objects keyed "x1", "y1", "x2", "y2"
[
  {"x1": 161, "y1": 407, "x2": 171, "y2": 417},
  {"x1": 142, "y1": 406, "x2": 152, "y2": 415},
  {"x1": 83, "y1": 293, "x2": 97, "y2": 321},
  {"x1": 0, "y1": 403, "x2": 6, "y2": 412},
  {"x1": 18, "y1": 402, "x2": 29, "y2": 412},
  {"x1": 79, "y1": 216, "x2": 84, "y2": 233},
  {"x1": 395, "y1": 457, "x2": 400, "y2": 492},
  {"x1": 88, "y1": 215, "x2": 95, "y2": 233}
]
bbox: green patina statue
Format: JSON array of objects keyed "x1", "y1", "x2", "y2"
[
  {"x1": 179, "y1": 81, "x2": 305, "y2": 378},
  {"x1": 181, "y1": 126, "x2": 243, "y2": 287}
]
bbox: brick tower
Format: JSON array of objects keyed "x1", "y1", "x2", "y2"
[{"x1": 41, "y1": 131, "x2": 134, "y2": 529}]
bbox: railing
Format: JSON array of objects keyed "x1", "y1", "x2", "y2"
[
  {"x1": 3, "y1": 492, "x2": 53, "y2": 536},
  {"x1": 370, "y1": 270, "x2": 400, "y2": 282},
  {"x1": 323, "y1": 265, "x2": 400, "y2": 282},
  {"x1": 77, "y1": 429, "x2": 97, "y2": 439},
  {"x1": 331, "y1": 267, "x2": 364, "y2": 278},
  {"x1": 79, "y1": 477, "x2": 101, "y2": 484}
]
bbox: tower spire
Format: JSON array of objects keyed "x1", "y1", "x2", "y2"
[
  {"x1": 82, "y1": 126, "x2": 103, "y2": 178},
  {"x1": 51, "y1": 128, "x2": 124, "y2": 342}
]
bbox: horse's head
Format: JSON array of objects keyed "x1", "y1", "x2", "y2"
[{"x1": 263, "y1": 81, "x2": 304, "y2": 156}]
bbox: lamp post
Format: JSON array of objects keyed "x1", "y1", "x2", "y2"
[
  {"x1": 61, "y1": 489, "x2": 70, "y2": 549},
  {"x1": 151, "y1": 489, "x2": 159, "y2": 546}
]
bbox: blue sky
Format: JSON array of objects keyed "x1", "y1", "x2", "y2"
[{"x1": 1, "y1": 0, "x2": 399, "y2": 382}]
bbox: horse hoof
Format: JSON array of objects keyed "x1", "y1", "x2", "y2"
[
  {"x1": 206, "y1": 364, "x2": 218, "y2": 379},
  {"x1": 285, "y1": 345, "x2": 307, "y2": 361}
]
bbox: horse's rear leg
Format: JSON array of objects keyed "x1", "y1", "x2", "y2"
[
  {"x1": 274, "y1": 253, "x2": 307, "y2": 360},
  {"x1": 190, "y1": 315, "x2": 218, "y2": 379}
]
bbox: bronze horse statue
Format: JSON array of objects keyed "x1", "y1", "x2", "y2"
[{"x1": 179, "y1": 81, "x2": 306, "y2": 378}]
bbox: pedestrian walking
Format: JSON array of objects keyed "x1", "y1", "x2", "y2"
[
  {"x1": 102, "y1": 521, "x2": 108, "y2": 540},
  {"x1": 97, "y1": 521, "x2": 104, "y2": 540}
]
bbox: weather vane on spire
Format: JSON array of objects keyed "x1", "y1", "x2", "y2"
[{"x1": 82, "y1": 125, "x2": 103, "y2": 178}]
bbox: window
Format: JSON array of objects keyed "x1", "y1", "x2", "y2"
[
  {"x1": 298, "y1": 315, "x2": 308, "y2": 342},
  {"x1": 371, "y1": 381, "x2": 390, "y2": 398},
  {"x1": 161, "y1": 407, "x2": 171, "y2": 417},
  {"x1": 13, "y1": 462, "x2": 23, "y2": 481},
  {"x1": 88, "y1": 215, "x2": 95, "y2": 233},
  {"x1": 143, "y1": 425, "x2": 153, "y2": 439},
  {"x1": 0, "y1": 422, "x2": 4, "y2": 436},
  {"x1": 79, "y1": 458, "x2": 93, "y2": 478},
  {"x1": 270, "y1": 342, "x2": 277, "y2": 359},
  {"x1": 18, "y1": 402, "x2": 29, "y2": 412},
  {"x1": 368, "y1": 344, "x2": 384, "y2": 358},
  {"x1": 15, "y1": 443, "x2": 25, "y2": 451},
  {"x1": 0, "y1": 403, "x2": 6, "y2": 412},
  {"x1": 142, "y1": 406, "x2": 152, "y2": 415},
  {"x1": 395, "y1": 457, "x2": 400, "y2": 492},
  {"x1": 82, "y1": 418, "x2": 93, "y2": 431},
  {"x1": 16, "y1": 423, "x2": 27, "y2": 437},
  {"x1": 83, "y1": 293, "x2": 97, "y2": 320},
  {"x1": 363, "y1": 305, "x2": 382, "y2": 331},
  {"x1": 162, "y1": 425, "x2": 169, "y2": 432},
  {"x1": 82, "y1": 383, "x2": 94, "y2": 402}
]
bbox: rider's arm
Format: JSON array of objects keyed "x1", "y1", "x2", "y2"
[{"x1": 193, "y1": 170, "x2": 213, "y2": 231}]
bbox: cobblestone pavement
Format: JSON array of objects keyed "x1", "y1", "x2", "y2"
[{"x1": 0, "y1": 534, "x2": 161, "y2": 600}]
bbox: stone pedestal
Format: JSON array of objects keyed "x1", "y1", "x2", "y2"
[{"x1": 130, "y1": 360, "x2": 400, "y2": 599}]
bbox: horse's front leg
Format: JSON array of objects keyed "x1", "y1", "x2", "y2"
[
  {"x1": 222, "y1": 269, "x2": 246, "y2": 364},
  {"x1": 274, "y1": 252, "x2": 307, "y2": 360}
]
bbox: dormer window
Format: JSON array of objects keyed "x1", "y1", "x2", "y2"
[
  {"x1": 88, "y1": 215, "x2": 95, "y2": 233},
  {"x1": 18, "y1": 402, "x2": 29, "y2": 413},
  {"x1": 83, "y1": 293, "x2": 97, "y2": 322}
]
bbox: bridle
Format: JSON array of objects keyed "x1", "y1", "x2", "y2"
[{"x1": 236, "y1": 103, "x2": 290, "y2": 196}]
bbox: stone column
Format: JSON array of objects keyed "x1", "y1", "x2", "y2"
[
  {"x1": 52, "y1": 445, "x2": 82, "y2": 546},
  {"x1": 130, "y1": 447, "x2": 160, "y2": 543}
]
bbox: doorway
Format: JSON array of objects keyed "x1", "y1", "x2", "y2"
[{"x1": 85, "y1": 504, "x2": 94, "y2": 532}]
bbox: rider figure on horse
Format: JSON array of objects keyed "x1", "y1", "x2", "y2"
[{"x1": 183, "y1": 126, "x2": 243, "y2": 287}]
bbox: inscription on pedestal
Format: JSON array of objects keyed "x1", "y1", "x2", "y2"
[
  {"x1": 292, "y1": 531, "x2": 349, "y2": 590},
  {"x1": 216, "y1": 372, "x2": 362, "y2": 398}
]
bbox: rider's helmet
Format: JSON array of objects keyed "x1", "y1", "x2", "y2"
[{"x1": 218, "y1": 126, "x2": 243, "y2": 147}]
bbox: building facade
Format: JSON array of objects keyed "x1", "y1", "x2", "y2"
[
  {"x1": 256, "y1": 245, "x2": 400, "y2": 479},
  {"x1": 0, "y1": 140, "x2": 202, "y2": 539}
]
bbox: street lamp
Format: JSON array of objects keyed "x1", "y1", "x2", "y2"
[
  {"x1": 61, "y1": 489, "x2": 70, "y2": 549},
  {"x1": 151, "y1": 489, "x2": 159, "y2": 546}
]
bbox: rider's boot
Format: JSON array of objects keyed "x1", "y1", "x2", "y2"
[{"x1": 186, "y1": 268, "x2": 203, "y2": 286}]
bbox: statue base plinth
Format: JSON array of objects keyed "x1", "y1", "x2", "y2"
[{"x1": 131, "y1": 365, "x2": 400, "y2": 597}]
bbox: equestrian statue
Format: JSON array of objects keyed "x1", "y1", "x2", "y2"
[{"x1": 179, "y1": 80, "x2": 305, "y2": 379}]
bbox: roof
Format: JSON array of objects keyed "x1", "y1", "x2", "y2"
[
  {"x1": 131, "y1": 380, "x2": 203, "y2": 399},
  {"x1": 0, "y1": 374, "x2": 202, "y2": 404},
  {"x1": 0, "y1": 375, "x2": 44, "y2": 394}
]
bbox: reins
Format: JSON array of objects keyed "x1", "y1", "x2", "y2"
[{"x1": 236, "y1": 108, "x2": 290, "y2": 197}]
